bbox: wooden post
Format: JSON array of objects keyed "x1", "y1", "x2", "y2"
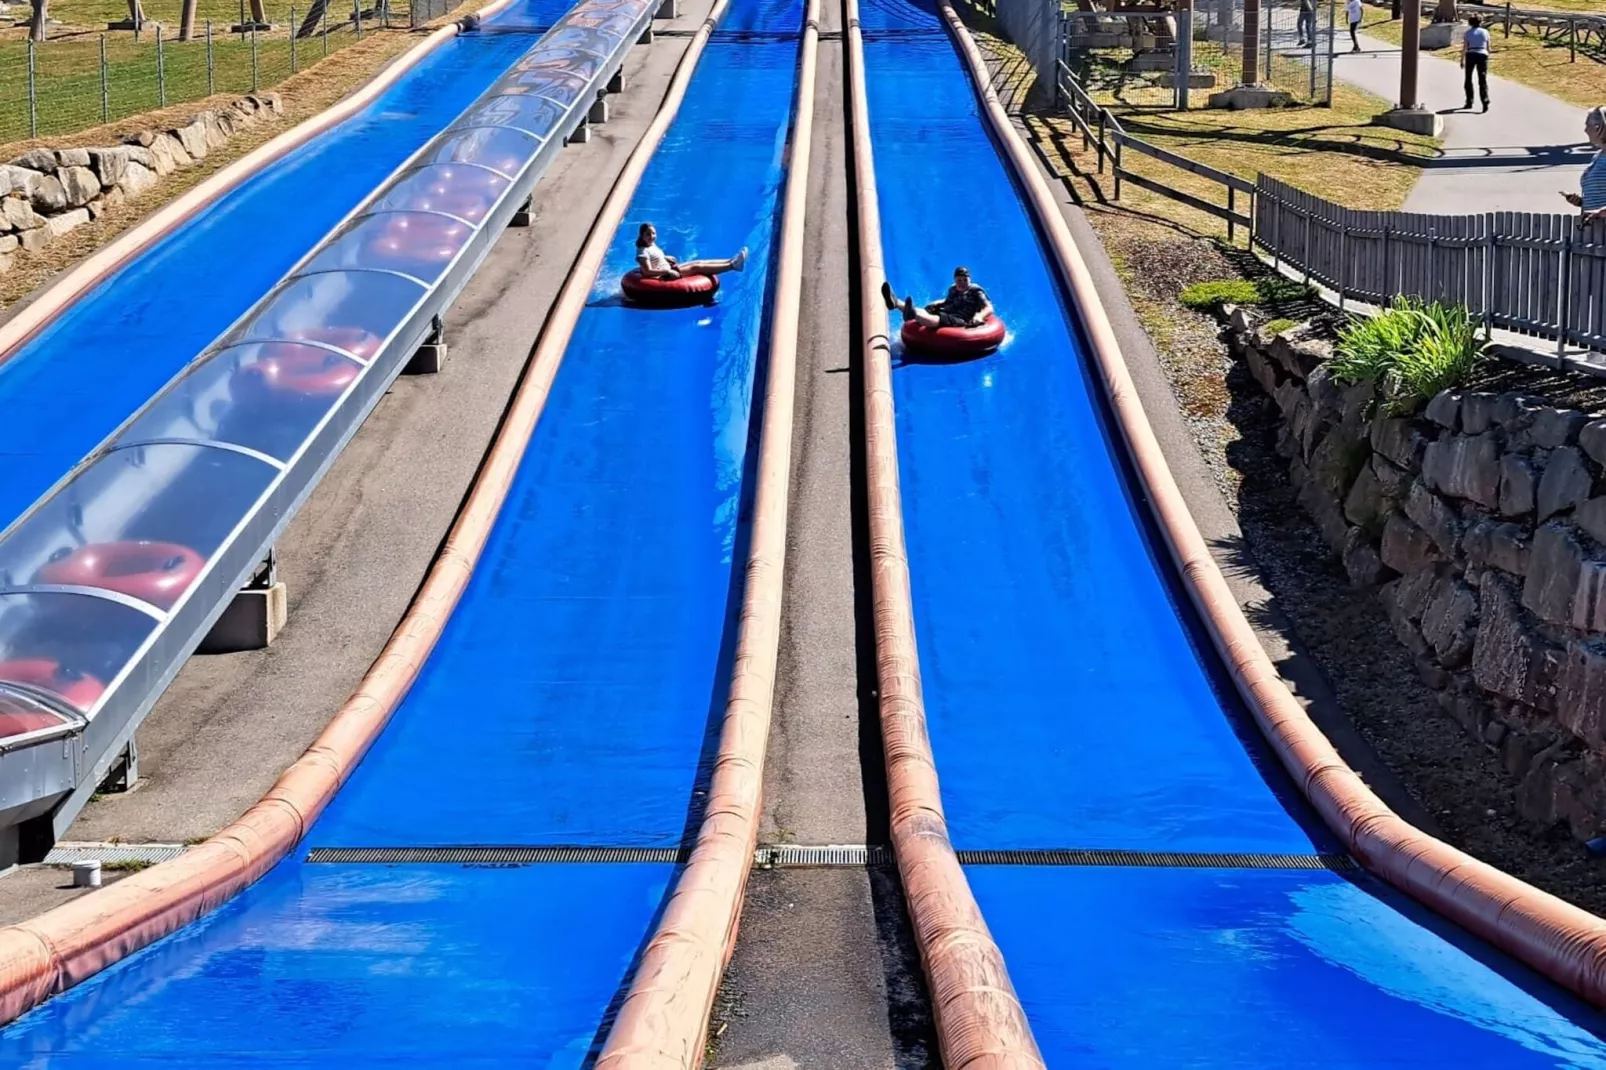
[
  {"x1": 1243, "y1": 0, "x2": 1261, "y2": 84},
  {"x1": 1400, "y1": 0, "x2": 1421, "y2": 109}
]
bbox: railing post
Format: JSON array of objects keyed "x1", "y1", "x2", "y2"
[
  {"x1": 1095, "y1": 108, "x2": 1105, "y2": 171},
  {"x1": 1558, "y1": 227, "x2": 1574, "y2": 364},
  {"x1": 1113, "y1": 134, "x2": 1122, "y2": 199},
  {"x1": 100, "y1": 34, "x2": 109, "y2": 123},
  {"x1": 1337, "y1": 221, "x2": 1348, "y2": 313},
  {"x1": 1571, "y1": 18, "x2": 1577, "y2": 61},
  {"x1": 323, "y1": 2, "x2": 329, "y2": 55},
  {"x1": 1504, "y1": 1, "x2": 1510, "y2": 36},
  {"x1": 1483, "y1": 216, "x2": 1496, "y2": 336},
  {"x1": 354, "y1": 0, "x2": 363, "y2": 38},
  {"x1": 156, "y1": 26, "x2": 165, "y2": 107},
  {"x1": 207, "y1": 21, "x2": 215, "y2": 95},
  {"x1": 290, "y1": 6, "x2": 297, "y2": 71},
  {"x1": 1272, "y1": 193, "x2": 1282, "y2": 270},
  {"x1": 26, "y1": 40, "x2": 37, "y2": 140},
  {"x1": 251, "y1": 25, "x2": 259, "y2": 90},
  {"x1": 1228, "y1": 186, "x2": 1236, "y2": 245}
]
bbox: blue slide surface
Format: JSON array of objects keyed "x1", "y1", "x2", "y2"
[
  {"x1": 0, "y1": 0, "x2": 570, "y2": 537},
  {"x1": 0, "y1": 0, "x2": 800, "y2": 1062},
  {"x1": 860, "y1": 0, "x2": 1606, "y2": 1062}
]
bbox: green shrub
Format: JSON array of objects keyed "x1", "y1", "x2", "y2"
[
  {"x1": 1332, "y1": 297, "x2": 1485, "y2": 415},
  {"x1": 1179, "y1": 277, "x2": 1315, "y2": 312},
  {"x1": 1263, "y1": 318, "x2": 1297, "y2": 335}
]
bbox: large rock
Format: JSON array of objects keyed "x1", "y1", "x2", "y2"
[
  {"x1": 1424, "y1": 390, "x2": 1461, "y2": 430},
  {"x1": 1344, "y1": 461, "x2": 1389, "y2": 531},
  {"x1": 18, "y1": 226, "x2": 51, "y2": 253},
  {"x1": 1474, "y1": 572, "x2": 1561, "y2": 711},
  {"x1": 1462, "y1": 519, "x2": 1530, "y2": 577},
  {"x1": 146, "y1": 133, "x2": 191, "y2": 175},
  {"x1": 1523, "y1": 522, "x2": 1606, "y2": 631},
  {"x1": 1460, "y1": 392, "x2": 1501, "y2": 434},
  {"x1": 1298, "y1": 475, "x2": 1352, "y2": 554},
  {"x1": 1307, "y1": 417, "x2": 1368, "y2": 499},
  {"x1": 173, "y1": 118, "x2": 209, "y2": 160},
  {"x1": 1578, "y1": 496, "x2": 1606, "y2": 546},
  {"x1": 1381, "y1": 512, "x2": 1440, "y2": 575},
  {"x1": 201, "y1": 111, "x2": 229, "y2": 149},
  {"x1": 1537, "y1": 445, "x2": 1594, "y2": 522},
  {"x1": 1371, "y1": 416, "x2": 1427, "y2": 470},
  {"x1": 8, "y1": 148, "x2": 56, "y2": 172},
  {"x1": 1494, "y1": 392, "x2": 1542, "y2": 433},
  {"x1": 89, "y1": 147, "x2": 132, "y2": 187},
  {"x1": 55, "y1": 147, "x2": 90, "y2": 168},
  {"x1": 1242, "y1": 344, "x2": 1281, "y2": 397},
  {"x1": 1421, "y1": 431, "x2": 1501, "y2": 509},
  {"x1": 45, "y1": 208, "x2": 89, "y2": 238},
  {"x1": 1499, "y1": 452, "x2": 1538, "y2": 517},
  {"x1": 1524, "y1": 407, "x2": 1588, "y2": 449},
  {"x1": 0, "y1": 165, "x2": 28, "y2": 198},
  {"x1": 1581, "y1": 419, "x2": 1606, "y2": 468},
  {"x1": 1558, "y1": 639, "x2": 1606, "y2": 749},
  {"x1": 1, "y1": 197, "x2": 43, "y2": 231},
  {"x1": 1342, "y1": 526, "x2": 1388, "y2": 586},
  {"x1": 119, "y1": 161, "x2": 157, "y2": 197},
  {"x1": 0, "y1": 234, "x2": 17, "y2": 255},
  {"x1": 1371, "y1": 454, "x2": 1411, "y2": 501},
  {"x1": 22, "y1": 171, "x2": 67, "y2": 213},
  {"x1": 56, "y1": 166, "x2": 99, "y2": 209},
  {"x1": 1420, "y1": 576, "x2": 1478, "y2": 667},
  {"x1": 1404, "y1": 480, "x2": 1462, "y2": 555}
]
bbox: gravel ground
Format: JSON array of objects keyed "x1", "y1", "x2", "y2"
[{"x1": 1094, "y1": 211, "x2": 1606, "y2": 917}]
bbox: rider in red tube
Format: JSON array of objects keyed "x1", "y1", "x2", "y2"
[
  {"x1": 881, "y1": 266, "x2": 993, "y2": 329},
  {"x1": 634, "y1": 222, "x2": 747, "y2": 280}
]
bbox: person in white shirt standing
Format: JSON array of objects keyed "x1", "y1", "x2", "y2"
[
  {"x1": 634, "y1": 222, "x2": 747, "y2": 281},
  {"x1": 1345, "y1": 0, "x2": 1362, "y2": 52},
  {"x1": 1462, "y1": 15, "x2": 1492, "y2": 112}
]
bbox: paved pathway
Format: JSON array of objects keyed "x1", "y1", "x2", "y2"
[{"x1": 1324, "y1": 29, "x2": 1593, "y2": 214}]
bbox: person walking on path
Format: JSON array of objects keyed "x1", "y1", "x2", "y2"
[
  {"x1": 1462, "y1": 15, "x2": 1492, "y2": 112},
  {"x1": 1297, "y1": 0, "x2": 1316, "y2": 48},
  {"x1": 1346, "y1": 0, "x2": 1362, "y2": 52},
  {"x1": 1563, "y1": 107, "x2": 1606, "y2": 221}
]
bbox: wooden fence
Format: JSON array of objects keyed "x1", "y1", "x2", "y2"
[{"x1": 1256, "y1": 176, "x2": 1606, "y2": 355}]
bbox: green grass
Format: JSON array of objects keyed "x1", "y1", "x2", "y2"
[
  {"x1": 0, "y1": 0, "x2": 416, "y2": 144},
  {"x1": 1332, "y1": 297, "x2": 1486, "y2": 414},
  {"x1": 1180, "y1": 277, "x2": 1314, "y2": 311},
  {"x1": 1264, "y1": 317, "x2": 1298, "y2": 334}
]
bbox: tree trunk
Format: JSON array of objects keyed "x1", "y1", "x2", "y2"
[
  {"x1": 179, "y1": 0, "x2": 197, "y2": 39},
  {"x1": 1433, "y1": 0, "x2": 1455, "y2": 21},
  {"x1": 249, "y1": 0, "x2": 267, "y2": 22},
  {"x1": 127, "y1": 0, "x2": 145, "y2": 27},
  {"x1": 1242, "y1": 0, "x2": 1261, "y2": 84},
  {"x1": 28, "y1": 0, "x2": 47, "y2": 41}
]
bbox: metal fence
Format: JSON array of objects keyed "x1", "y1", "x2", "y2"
[
  {"x1": 1256, "y1": 175, "x2": 1606, "y2": 356},
  {"x1": 0, "y1": 3, "x2": 415, "y2": 145},
  {"x1": 409, "y1": 0, "x2": 468, "y2": 27},
  {"x1": 1191, "y1": 0, "x2": 1336, "y2": 104}
]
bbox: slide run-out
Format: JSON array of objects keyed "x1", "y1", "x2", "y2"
[
  {"x1": 859, "y1": 0, "x2": 1606, "y2": 1063},
  {"x1": 0, "y1": 0, "x2": 805, "y2": 1062}
]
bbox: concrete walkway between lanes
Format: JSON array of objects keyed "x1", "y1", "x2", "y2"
[{"x1": 1321, "y1": 28, "x2": 1593, "y2": 214}]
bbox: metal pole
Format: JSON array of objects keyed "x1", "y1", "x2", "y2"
[
  {"x1": 1504, "y1": 0, "x2": 1510, "y2": 36},
  {"x1": 239, "y1": 0, "x2": 245, "y2": 36},
  {"x1": 1558, "y1": 229, "x2": 1573, "y2": 362},
  {"x1": 323, "y1": 0, "x2": 329, "y2": 52},
  {"x1": 27, "y1": 40, "x2": 37, "y2": 139},
  {"x1": 100, "y1": 35, "x2": 109, "y2": 122},
  {"x1": 1325, "y1": 0, "x2": 1336, "y2": 104},
  {"x1": 354, "y1": 0, "x2": 362, "y2": 38},
  {"x1": 1400, "y1": 0, "x2": 1420, "y2": 109},
  {"x1": 156, "y1": 26, "x2": 165, "y2": 106},
  {"x1": 1176, "y1": 1, "x2": 1194, "y2": 110},
  {"x1": 207, "y1": 21, "x2": 215, "y2": 94},
  {"x1": 1309, "y1": 6, "x2": 1317, "y2": 100},
  {"x1": 251, "y1": 26, "x2": 259, "y2": 89},
  {"x1": 1571, "y1": 18, "x2": 1577, "y2": 61},
  {"x1": 290, "y1": 6, "x2": 297, "y2": 71},
  {"x1": 1097, "y1": 109, "x2": 1106, "y2": 172},
  {"x1": 1228, "y1": 186, "x2": 1236, "y2": 244},
  {"x1": 1114, "y1": 136, "x2": 1123, "y2": 198}
]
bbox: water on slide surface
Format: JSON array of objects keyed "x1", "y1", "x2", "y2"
[
  {"x1": 0, "y1": 0, "x2": 570, "y2": 536},
  {"x1": 859, "y1": 0, "x2": 1606, "y2": 1061},
  {"x1": 0, "y1": 0, "x2": 801, "y2": 1062}
]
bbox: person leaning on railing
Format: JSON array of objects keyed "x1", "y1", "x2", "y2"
[{"x1": 1563, "y1": 106, "x2": 1606, "y2": 224}]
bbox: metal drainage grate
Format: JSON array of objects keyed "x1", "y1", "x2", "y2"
[
  {"x1": 954, "y1": 849, "x2": 1358, "y2": 871},
  {"x1": 306, "y1": 846, "x2": 686, "y2": 864},
  {"x1": 755, "y1": 844, "x2": 895, "y2": 868},
  {"x1": 44, "y1": 842, "x2": 188, "y2": 866}
]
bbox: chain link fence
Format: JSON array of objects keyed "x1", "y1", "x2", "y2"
[
  {"x1": 0, "y1": 0, "x2": 448, "y2": 145},
  {"x1": 1189, "y1": 0, "x2": 1337, "y2": 104}
]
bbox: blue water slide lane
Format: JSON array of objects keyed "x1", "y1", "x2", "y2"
[
  {"x1": 0, "y1": 0, "x2": 800, "y2": 1062},
  {"x1": 860, "y1": 0, "x2": 1606, "y2": 1061},
  {"x1": 0, "y1": 0, "x2": 572, "y2": 538}
]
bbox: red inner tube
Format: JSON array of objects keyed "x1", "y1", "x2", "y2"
[
  {"x1": 365, "y1": 214, "x2": 470, "y2": 267},
  {"x1": 900, "y1": 314, "x2": 1007, "y2": 359},
  {"x1": 620, "y1": 268, "x2": 719, "y2": 309},
  {"x1": 38, "y1": 541, "x2": 207, "y2": 611},
  {"x1": 236, "y1": 343, "x2": 361, "y2": 401},
  {"x1": 0, "y1": 658, "x2": 105, "y2": 720}
]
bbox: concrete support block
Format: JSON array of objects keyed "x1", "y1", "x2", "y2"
[
  {"x1": 198, "y1": 582, "x2": 288, "y2": 654},
  {"x1": 1374, "y1": 107, "x2": 1443, "y2": 137},
  {"x1": 1419, "y1": 21, "x2": 1464, "y2": 49},
  {"x1": 638, "y1": 25, "x2": 654, "y2": 42},
  {"x1": 569, "y1": 120, "x2": 592, "y2": 145},
  {"x1": 656, "y1": 0, "x2": 677, "y2": 17},
  {"x1": 1159, "y1": 69, "x2": 1217, "y2": 89},
  {"x1": 588, "y1": 97, "x2": 610, "y2": 124},
  {"x1": 1207, "y1": 85, "x2": 1293, "y2": 110},
  {"x1": 99, "y1": 739, "x2": 138, "y2": 794},
  {"x1": 510, "y1": 195, "x2": 532, "y2": 227},
  {"x1": 406, "y1": 339, "x2": 448, "y2": 375},
  {"x1": 228, "y1": 21, "x2": 274, "y2": 31},
  {"x1": 607, "y1": 69, "x2": 625, "y2": 94}
]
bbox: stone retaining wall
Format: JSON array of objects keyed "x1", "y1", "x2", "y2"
[
  {"x1": 0, "y1": 93, "x2": 282, "y2": 275},
  {"x1": 1227, "y1": 307, "x2": 1606, "y2": 841}
]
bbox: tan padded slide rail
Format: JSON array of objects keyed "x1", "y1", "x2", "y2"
[
  {"x1": 593, "y1": 0, "x2": 817, "y2": 1065},
  {"x1": 0, "y1": 0, "x2": 732, "y2": 1027},
  {"x1": 0, "y1": 0, "x2": 521, "y2": 363},
  {"x1": 843, "y1": 0, "x2": 1047, "y2": 1065},
  {"x1": 938, "y1": 0, "x2": 1606, "y2": 1010}
]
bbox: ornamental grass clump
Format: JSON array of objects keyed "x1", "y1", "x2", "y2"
[{"x1": 1331, "y1": 297, "x2": 1486, "y2": 415}]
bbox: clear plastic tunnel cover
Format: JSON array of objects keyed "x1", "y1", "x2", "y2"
[
  {"x1": 224, "y1": 270, "x2": 427, "y2": 361},
  {"x1": 0, "y1": 684, "x2": 77, "y2": 742},
  {"x1": 0, "y1": 592, "x2": 158, "y2": 715},
  {"x1": 0, "y1": 444, "x2": 274, "y2": 611},
  {"x1": 117, "y1": 342, "x2": 365, "y2": 463},
  {"x1": 456, "y1": 93, "x2": 571, "y2": 141},
  {"x1": 303, "y1": 212, "x2": 475, "y2": 286},
  {"x1": 416, "y1": 126, "x2": 543, "y2": 178},
  {"x1": 371, "y1": 164, "x2": 511, "y2": 225}
]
